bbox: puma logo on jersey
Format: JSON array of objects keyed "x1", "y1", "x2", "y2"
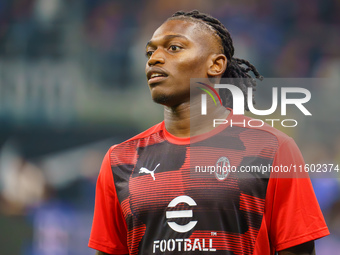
[{"x1": 139, "y1": 163, "x2": 160, "y2": 180}]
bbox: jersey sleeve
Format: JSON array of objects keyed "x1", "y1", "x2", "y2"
[
  {"x1": 266, "y1": 137, "x2": 329, "y2": 252},
  {"x1": 88, "y1": 146, "x2": 129, "y2": 254}
]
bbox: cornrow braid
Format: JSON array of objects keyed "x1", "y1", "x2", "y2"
[{"x1": 170, "y1": 10, "x2": 263, "y2": 111}]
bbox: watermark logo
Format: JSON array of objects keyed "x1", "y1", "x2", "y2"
[
  {"x1": 196, "y1": 82, "x2": 222, "y2": 115},
  {"x1": 214, "y1": 84, "x2": 311, "y2": 116},
  {"x1": 195, "y1": 80, "x2": 312, "y2": 128}
]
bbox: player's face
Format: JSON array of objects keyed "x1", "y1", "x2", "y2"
[{"x1": 145, "y1": 19, "x2": 220, "y2": 107}]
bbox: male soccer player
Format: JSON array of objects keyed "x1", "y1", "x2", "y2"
[{"x1": 89, "y1": 10, "x2": 329, "y2": 255}]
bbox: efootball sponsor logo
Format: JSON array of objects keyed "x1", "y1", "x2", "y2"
[
  {"x1": 153, "y1": 238, "x2": 216, "y2": 253},
  {"x1": 166, "y1": 195, "x2": 197, "y2": 233},
  {"x1": 153, "y1": 195, "x2": 216, "y2": 253}
]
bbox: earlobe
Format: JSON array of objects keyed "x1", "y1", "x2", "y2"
[{"x1": 207, "y1": 54, "x2": 227, "y2": 77}]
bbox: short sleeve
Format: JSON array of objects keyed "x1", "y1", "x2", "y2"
[
  {"x1": 88, "y1": 147, "x2": 129, "y2": 254},
  {"x1": 266, "y1": 138, "x2": 329, "y2": 251}
]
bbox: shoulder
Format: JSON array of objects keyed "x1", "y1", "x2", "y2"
[
  {"x1": 109, "y1": 121, "x2": 165, "y2": 153},
  {"x1": 230, "y1": 114, "x2": 293, "y2": 146}
]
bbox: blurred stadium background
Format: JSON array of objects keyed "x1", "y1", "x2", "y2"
[{"x1": 0, "y1": 0, "x2": 339, "y2": 254}]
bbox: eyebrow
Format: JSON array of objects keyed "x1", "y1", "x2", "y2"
[{"x1": 146, "y1": 34, "x2": 188, "y2": 48}]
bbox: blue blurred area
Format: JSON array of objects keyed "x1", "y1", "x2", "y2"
[{"x1": 0, "y1": 0, "x2": 339, "y2": 254}]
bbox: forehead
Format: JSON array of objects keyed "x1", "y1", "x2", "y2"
[
  {"x1": 149, "y1": 19, "x2": 218, "y2": 48},
  {"x1": 153, "y1": 19, "x2": 199, "y2": 37}
]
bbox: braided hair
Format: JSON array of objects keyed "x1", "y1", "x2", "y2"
[{"x1": 169, "y1": 10, "x2": 263, "y2": 110}]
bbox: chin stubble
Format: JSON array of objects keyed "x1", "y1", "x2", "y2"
[{"x1": 153, "y1": 94, "x2": 173, "y2": 105}]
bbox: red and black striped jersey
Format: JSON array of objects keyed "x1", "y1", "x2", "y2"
[{"x1": 89, "y1": 111, "x2": 329, "y2": 255}]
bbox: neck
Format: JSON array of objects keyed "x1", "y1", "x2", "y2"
[{"x1": 163, "y1": 96, "x2": 230, "y2": 137}]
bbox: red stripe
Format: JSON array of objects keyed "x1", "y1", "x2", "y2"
[
  {"x1": 137, "y1": 132, "x2": 165, "y2": 147},
  {"x1": 127, "y1": 224, "x2": 146, "y2": 255},
  {"x1": 129, "y1": 171, "x2": 185, "y2": 214},
  {"x1": 110, "y1": 143, "x2": 138, "y2": 166},
  {"x1": 121, "y1": 197, "x2": 132, "y2": 219},
  {"x1": 110, "y1": 132, "x2": 166, "y2": 166},
  {"x1": 239, "y1": 193, "x2": 265, "y2": 214}
]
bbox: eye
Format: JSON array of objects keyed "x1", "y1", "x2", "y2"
[
  {"x1": 169, "y1": 45, "x2": 181, "y2": 52},
  {"x1": 145, "y1": 50, "x2": 153, "y2": 58}
]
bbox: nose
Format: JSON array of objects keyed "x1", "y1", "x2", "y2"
[{"x1": 147, "y1": 48, "x2": 165, "y2": 66}]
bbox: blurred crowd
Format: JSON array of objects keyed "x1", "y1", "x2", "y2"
[{"x1": 0, "y1": 0, "x2": 339, "y2": 254}]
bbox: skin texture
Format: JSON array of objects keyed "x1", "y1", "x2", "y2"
[
  {"x1": 96, "y1": 19, "x2": 316, "y2": 255},
  {"x1": 145, "y1": 19, "x2": 222, "y2": 107},
  {"x1": 145, "y1": 19, "x2": 229, "y2": 137}
]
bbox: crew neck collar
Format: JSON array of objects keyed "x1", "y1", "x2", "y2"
[{"x1": 162, "y1": 108, "x2": 234, "y2": 145}]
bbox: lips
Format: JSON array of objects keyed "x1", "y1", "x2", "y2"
[{"x1": 146, "y1": 67, "x2": 169, "y2": 85}]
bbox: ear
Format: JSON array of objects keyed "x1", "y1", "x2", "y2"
[{"x1": 207, "y1": 54, "x2": 227, "y2": 77}]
